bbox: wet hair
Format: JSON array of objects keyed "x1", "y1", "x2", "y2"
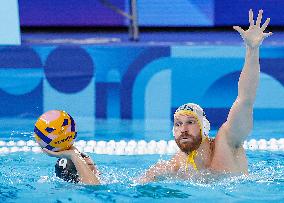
[{"x1": 54, "y1": 158, "x2": 79, "y2": 183}]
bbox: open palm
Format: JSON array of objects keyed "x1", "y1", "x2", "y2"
[{"x1": 233, "y1": 9, "x2": 272, "y2": 48}]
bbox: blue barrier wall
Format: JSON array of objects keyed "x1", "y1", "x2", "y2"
[
  {"x1": 18, "y1": 0, "x2": 284, "y2": 27},
  {"x1": 0, "y1": 45, "x2": 283, "y2": 130}
]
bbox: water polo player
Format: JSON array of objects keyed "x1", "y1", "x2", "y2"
[
  {"x1": 44, "y1": 146, "x2": 100, "y2": 185},
  {"x1": 54, "y1": 151, "x2": 100, "y2": 183},
  {"x1": 35, "y1": 110, "x2": 100, "y2": 185},
  {"x1": 139, "y1": 9, "x2": 273, "y2": 183}
]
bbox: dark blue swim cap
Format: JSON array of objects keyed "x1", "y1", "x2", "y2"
[{"x1": 55, "y1": 158, "x2": 79, "y2": 183}]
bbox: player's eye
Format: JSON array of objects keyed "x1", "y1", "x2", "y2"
[
  {"x1": 45, "y1": 127, "x2": 55, "y2": 133},
  {"x1": 174, "y1": 122, "x2": 181, "y2": 127},
  {"x1": 187, "y1": 120, "x2": 196, "y2": 124},
  {"x1": 62, "y1": 119, "x2": 68, "y2": 126}
]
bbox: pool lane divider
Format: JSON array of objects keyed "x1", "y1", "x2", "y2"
[{"x1": 0, "y1": 139, "x2": 284, "y2": 154}]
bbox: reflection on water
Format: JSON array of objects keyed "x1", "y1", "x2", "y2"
[
  {"x1": 0, "y1": 185, "x2": 19, "y2": 203},
  {"x1": 0, "y1": 151, "x2": 283, "y2": 202},
  {"x1": 134, "y1": 184, "x2": 191, "y2": 199},
  {"x1": 0, "y1": 116, "x2": 283, "y2": 202}
]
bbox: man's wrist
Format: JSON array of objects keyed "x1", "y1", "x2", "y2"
[
  {"x1": 246, "y1": 45, "x2": 260, "y2": 51},
  {"x1": 69, "y1": 149, "x2": 82, "y2": 160},
  {"x1": 246, "y1": 45, "x2": 260, "y2": 56}
]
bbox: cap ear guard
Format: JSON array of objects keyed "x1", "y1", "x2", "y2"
[{"x1": 202, "y1": 117, "x2": 210, "y2": 136}]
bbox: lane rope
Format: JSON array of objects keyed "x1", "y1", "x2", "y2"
[{"x1": 0, "y1": 138, "x2": 284, "y2": 155}]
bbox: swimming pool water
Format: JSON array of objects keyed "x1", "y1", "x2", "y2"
[
  {"x1": 0, "y1": 118, "x2": 284, "y2": 202},
  {"x1": 0, "y1": 151, "x2": 284, "y2": 203}
]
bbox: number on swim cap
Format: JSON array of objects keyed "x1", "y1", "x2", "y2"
[{"x1": 59, "y1": 158, "x2": 68, "y2": 169}]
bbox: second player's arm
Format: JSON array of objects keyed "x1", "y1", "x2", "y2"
[{"x1": 43, "y1": 147, "x2": 100, "y2": 185}]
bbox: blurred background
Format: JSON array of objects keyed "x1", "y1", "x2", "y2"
[
  {"x1": 18, "y1": 0, "x2": 284, "y2": 28},
  {"x1": 0, "y1": 0, "x2": 283, "y2": 140}
]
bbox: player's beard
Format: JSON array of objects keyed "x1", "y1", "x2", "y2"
[{"x1": 175, "y1": 132, "x2": 202, "y2": 154}]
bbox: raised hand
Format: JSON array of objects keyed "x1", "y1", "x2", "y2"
[{"x1": 233, "y1": 9, "x2": 272, "y2": 48}]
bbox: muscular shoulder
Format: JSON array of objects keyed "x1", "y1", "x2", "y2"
[
  {"x1": 214, "y1": 126, "x2": 243, "y2": 153},
  {"x1": 213, "y1": 130, "x2": 235, "y2": 155},
  {"x1": 210, "y1": 130, "x2": 248, "y2": 171}
]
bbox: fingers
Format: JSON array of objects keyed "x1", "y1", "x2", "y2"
[
  {"x1": 233, "y1": 26, "x2": 245, "y2": 35},
  {"x1": 263, "y1": 32, "x2": 273, "y2": 38},
  {"x1": 42, "y1": 148, "x2": 62, "y2": 157},
  {"x1": 261, "y1": 18, "x2": 270, "y2": 31},
  {"x1": 249, "y1": 9, "x2": 254, "y2": 27},
  {"x1": 256, "y1": 9, "x2": 263, "y2": 27},
  {"x1": 42, "y1": 148, "x2": 55, "y2": 156}
]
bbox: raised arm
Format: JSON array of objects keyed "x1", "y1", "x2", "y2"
[
  {"x1": 43, "y1": 147, "x2": 100, "y2": 185},
  {"x1": 220, "y1": 9, "x2": 272, "y2": 148}
]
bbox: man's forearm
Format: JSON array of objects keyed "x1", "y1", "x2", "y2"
[
  {"x1": 71, "y1": 155, "x2": 100, "y2": 185},
  {"x1": 138, "y1": 160, "x2": 174, "y2": 184},
  {"x1": 238, "y1": 46, "x2": 260, "y2": 104}
]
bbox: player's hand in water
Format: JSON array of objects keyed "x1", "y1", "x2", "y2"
[
  {"x1": 233, "y1": 9, "x2": 272, "y2": 48},
  {"x1": 42, "y1": 146, "x2": 81, "y2": 159}
]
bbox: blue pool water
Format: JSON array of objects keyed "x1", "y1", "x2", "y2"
[
  {"x1": 0, "y1": 118, "x2": 284, "y2": 202},
  {"x1": 1, "y1": 151, "x2": 284, "y2": 202}
]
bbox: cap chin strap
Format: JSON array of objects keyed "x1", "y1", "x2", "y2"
[
  {"x1": 184, "y1": 125, "x2": 210, "y2": 172},
  {"x1": 185, "y1": 135, "x2": 209, "y2": 172},
  {"x1": 186, "y1": 150, "x2": 198, "y2": 171},
  {"x1": 174, "y1": 108, "x2": 210, "y2": 172}
]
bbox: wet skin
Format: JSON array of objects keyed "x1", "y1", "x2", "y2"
[{"x1": 174, "y1": 115, "x2": 202, "y2": 153}]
